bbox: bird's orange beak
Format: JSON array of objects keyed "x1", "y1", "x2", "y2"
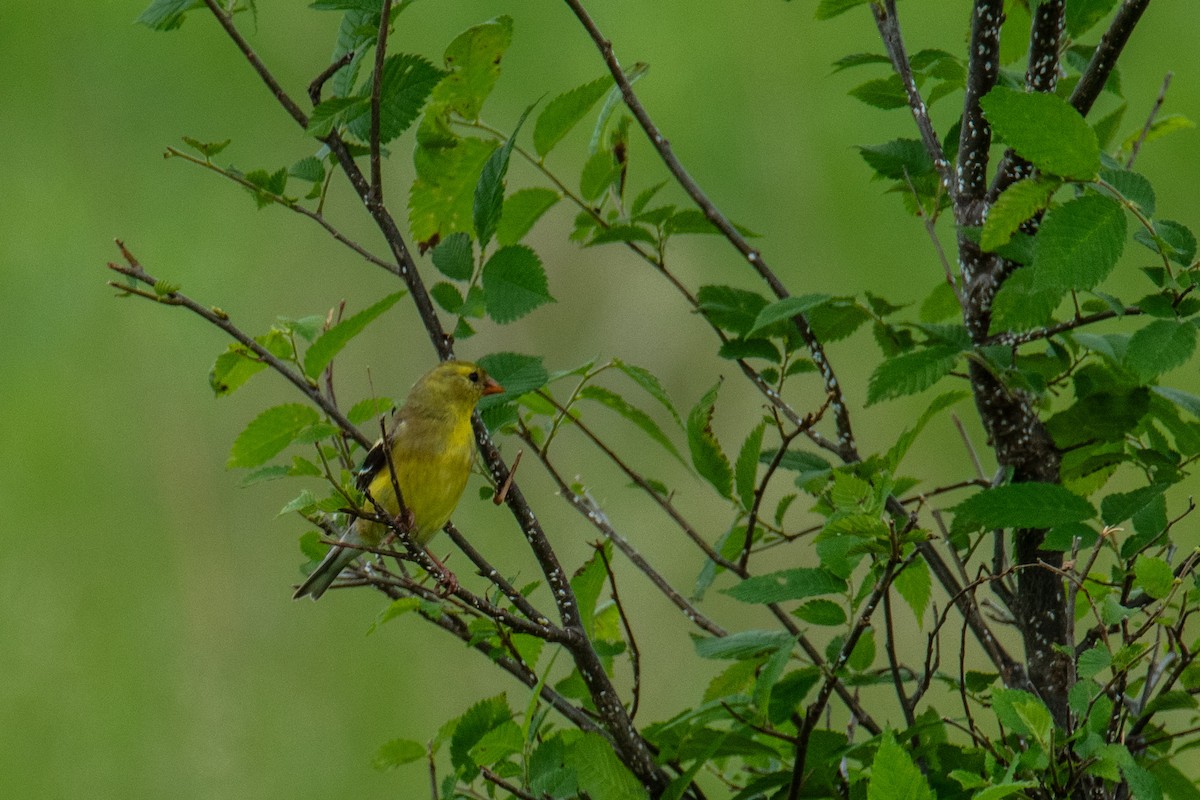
[{"x1": 482, "y1": 377, "x2": 505, "y2": 396}]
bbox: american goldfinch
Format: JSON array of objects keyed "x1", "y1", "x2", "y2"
[{"x1": 293, "y1": 360, "x2": 503, "y2": 600}]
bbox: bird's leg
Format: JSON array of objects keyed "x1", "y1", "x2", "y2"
[{"x1": 424, "y1": 548, "x2": 458, "y2": 597}]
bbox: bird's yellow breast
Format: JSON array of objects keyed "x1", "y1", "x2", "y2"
[{"x1": 357, "y1": 412, "x2": 476, "y2": 546}]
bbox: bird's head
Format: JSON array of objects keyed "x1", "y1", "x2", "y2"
[{"x1": 412, "y1": 360, "x2": 504, "y2": 415}]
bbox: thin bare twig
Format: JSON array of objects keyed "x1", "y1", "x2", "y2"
[
  {"x1": 368, "y1": 0, "x2": 392, "y2": 203},
  {"x1": 1127, "y1": 71, "x2": 1174, "y2": 168}
]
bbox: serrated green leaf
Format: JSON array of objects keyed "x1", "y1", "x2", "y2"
[
  {"x1": 136, "y1": 0, "x2": 203, "y2": 31},
  {"x1": 497, "y1": 187, "x2": 560, "y2": 246},
  {"x1": 1101, "y1": 483, "x2": 1169, "y2": 526},
  {"x1": 431, "y1": 16, "x2": 513, "y2": 120},
  {"x1": 735, "y1": 423, "x2": 765, "y2": 512},
  {"x1": 347, "y1": 396, "x2": 393, "y2": 425},
  {"x1": 372, "y1": 738, "x2": 425, "y2": 771},
  {"x1": 687, "y1": 382, "x2": 733, "y2": 499},
  {"x1": 1134, "y1": 555, "x2": 1175, "y2": 600},
  {"x1": 468, "y1": 719, "x2": 523, "y2": 767},
  {"x1": 693, "y1": 630, "x2": 794, "y2": 660},
  {"x1": 182, "y1": 135, "x2": 231, "y2": 158},
  {"x1": 564, "y1": 732, "x2": 649, "y2": 800},
  {"x1": 288, "y1": 155, "x2": 325, "y2": 183},
  {"x1": 302, "y1": 292, "x2": 406, "y2": 379},
  {"x1": 866, "y1": 345, "x2": 962, "y2": 405},
  {"x1": 431, "y1": 281, "x2": 464, "y2": 314},
  {"x1": 307, "y1": 96, "x2": 366, "y2": 138},
  {"x1": 1066, "y1": 0, "x2": 1120, "y2": 36},
  {"x1": 831, "y1": 52, "x2": 892, "y2": 72},
  {"x1": 579, "y1": 149, "x2": 621, "y2": 202},
  {"x1": 725, "y1": 568, "x2": 847, "y2": 605},
  {"x1": 534, "y1": 75, "x2": 613, "y2": 158},
  {"x1": 849, "y1": 75, "x2": 908, "y2": 110},
  {"x1": 857, "y1": 139, "x2": 933, "y2": 180},
  {"x1": 696, "y1": 285, "x2": 770, "y2": 336},
  {"x1": 228, "y1": 404, "x2": 321, "y2": 469},
  {"x1": 894, "y1": 558, "x2": 931, "y2": 625},
  {"x1": 1124, "y1": 319, "x2": 1196, "y2": 381},
  {"x1": 612, "y1": 359, "x2": 683, "y2": 429},
  {"x1": 952, "y1": 483, "x2": 1095, "y2": 533},
  {"x1": 481, "y1": 244, "x2": 554, "y2": 323},
  {"x1": 430, "y1": 232, "x2": 474, "y2": 281},
  {"x1": 982, "y1": 176, "x2": 1059, "y2": 251},
  {"x1": 868, "y1": 731, "x2": 934, "y2": 800},
  {"x1": 815, "y1": 0, "x2": 873, "y2": 19},
  {"x1": 1032, "y1": 194, "x2": 1127, "y2": 292},
  {"x1": 474, "y1": 103, "x2": 536, "y2": 249},
  {"x1": 476, "y1": 352, "x2": 548, "y2": 411},
  {"x1": 410, "y1": 136, "x2": 498, "y2": 247},
  {"x1": 1077, "y1": 646, "x2": 1112, "y2": 680},
  {"x1": 980, "y1": 86, "x2": 1100, "y2": 179},
  {"x1": 749, "y1": 294, "x2": 831, "y2": 336},
  {"x1": 1133, "y1": 219, "x2": 1197, "y2": 266},
  {"x1": 1101, "y1": 168, "x2": 1155, "y2": 216},
  {"x1": 793, "y1": 599, "x2": 846, "y2": 626},
  {"x1": 345, "y1": 54, "x2": 446, "y2": 144},
  {"x1": 449, "y1": 694, "x2": 512, "y2": 773},
  {"x1": 587, "y1": 224, "x2": 658, "y2": 247},
  {"x1": 579, "y1": 385, "x2": 686, "y2": 465}
]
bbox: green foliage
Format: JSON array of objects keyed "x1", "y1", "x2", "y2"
[
  {"x1": 687, "y1": 381, "x2": 733, "y2": 499},
  {"x1": 979, "y1": 86, "x2": 1100, "y2": 180},
  {"x1": 480, "y1": 245, "x2": 554, "y2": 323},
  {"x1": 1032, "y1": 194, "x2": 1128, "y2": 292},
  {"x1": 227, "y1": 404, "x2": 320, "y2": 469},
  {"x1": 302, "y1": 291, "x2": 406, "y2": 379}
]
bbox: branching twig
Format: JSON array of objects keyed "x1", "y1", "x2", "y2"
[{"x1": 1127, "y1": 71, "x2": 1174, "y2": 168}]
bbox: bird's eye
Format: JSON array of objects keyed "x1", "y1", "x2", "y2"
[{"x1": 468, "y1": 371, "x2": 480, "y2": 383}]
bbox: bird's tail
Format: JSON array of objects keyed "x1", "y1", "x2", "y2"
[{"x1": 292, "y1": 529, "x2": 365, "y2": 601}]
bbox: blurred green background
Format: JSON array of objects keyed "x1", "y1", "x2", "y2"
[{"x1": 2, "y1": 1, "x2": 1197, "y2": 797}]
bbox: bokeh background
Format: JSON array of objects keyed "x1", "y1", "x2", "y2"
[{"x1": 3, "y1": 1, "x2": 1197, "y2": 797}]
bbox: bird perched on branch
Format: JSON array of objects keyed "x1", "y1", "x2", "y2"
[{"x1": 293, "y1": 360, "x2": 504, "y2": 600}]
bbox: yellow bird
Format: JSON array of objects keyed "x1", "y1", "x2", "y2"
[{"x1": 294, "y1": 360, "x2": 504, "y2": 600}]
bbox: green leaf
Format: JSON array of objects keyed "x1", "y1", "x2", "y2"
[
  {"x1": 534, "y1": 75, "x2": 613, "y2": 158},
  {"x1": 1032, "y1": 194, "x2": 1127, "y2": 292},
  {"x1": 1077, "y1": 646, "x2": 1112, "y2": 680},
  {"x1": 497, "y1": 187, "x2": 560, "y2": 246},
  {"x1": 857, "y1": 139, "x2": 933, "y2": 180},
  {"x1": 430, "y1": 232, "x2": 474, "y2": 281},
  {"x1": 1101, "y1": 483, "x2": 1169, "y2": 526},
  {"x1": 1101, "y1": 168, "x2": 1156, "y2": 216},
  {"x1": 449, "y1": 694, "x2": 512, "y2": 773},
  {"x1": 579, "y1": 150, "x2": 620, "y2": 202},
  {"x1": 182, "y1": 136, "x2": 232, "y2": 158},
  {"x1": 894, "y1": 558, "x2": 932, "y2": 625},
  {"x1": 735, "y1": 423, "x2": 765, "y2": 512},
  {"x1": 980, "y1": 86, "x2": 1100, "y2": 180},
  {"x1": 1120, "y1": 114, "x2": 1196, "y2": 153},
  {"x1": 578, "y1": 385, "x2": 686, "y2": 465},
  {"x1": 302, "y1": 292, "x2": 406, "y2": 379},
  {"x1": 481, "y1": 245, "x2": 554, "y2": 323},
  {"x1": 992, "y1": 688, "x2": 1053, "y2": 744},
  {"x1": 815, "y1": 0, "x2": 873, "y2": 19},
  {"x1": 372, "y1": 738, "x2": 425, "y2": 770},
  {"x1": 431, "y1": 16, "x2": 513, "y2": 120},
  {"x1": 288, "y1": 156, "x2": 325, "y2": 183},
  {"x1": 612, "y1": 359, "x2": 684, "y2": 429},
  {"x1": 696, "y1": 285, "x2": 769, "y2": 336},
  {"x1": 306, "y1": 96, "x2": 366, "y2": 138},
  {"x1": 469, "y1": 720, "x2": 523, "y2": 766},
  {"x1": 431, "y1": 281, "x2": 464, "y2": 313},
  {"x1": 866, "y1": 345, "x2": 962, "y2": 405},
  {"x1": 694, "y1": 630, "x2": 794, "y2": 660},
  {"x1": 1066, "y1": 0, "x2": 1120, "y2": 36},
  {"x1": 867, "y1": 731, "x2": 934, "y2": 800},
  {"x1": 849, "y1": 75, "x2": 908, "y2": 110},
  {"x1": 663, "y1": 208, "x2": 757, "y2": 237},
  {"x1": 1123, "y1": 319, "x2": 1197, "y2": 381},
  {"x1": 345, "y1": 54, "x2": 447, "y2": 143},
  {"x1": 952, "y1": 483, "x2": 1095, "y2": 533},
  {"x1": 1134, "y1": 556, "x2": 1175, "y2": 600},
  {"x1": 749, "y1": 294, "x2": 831, "y2": 336},
  {"x1": 228, "y1": 404, "x2": 321, "y2": 469},
  {"x1": 725, "y1": 568, "x2": 847, "y2": 605},
  {"x1": 981, "y1": 176, "x2": 1059, "y2": 251},
  {"x1": 136, "y1": 0, "x2": 203, "y2": 31},
  {"x1": 587, "y1": 224, "x2": 658, "y2": 247},
  {"x1": 564, "y1": 732, "x2": 649, "y2": 800},
  {"x1": 687, "y1": 382, "x2": 733, "y2": 499},
  {"x1": 476, "y1": 352, "x2": 548, "y2": 410},
  {"x1": 410, "y1": 136, "x2": 498, "y2": 247},
  {"x1": 474, "y1": 103, "x2": 536, "y2": 249},
  {"x1": 1134, "y1": 219, "x2": 1197, "y2": 266}
]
